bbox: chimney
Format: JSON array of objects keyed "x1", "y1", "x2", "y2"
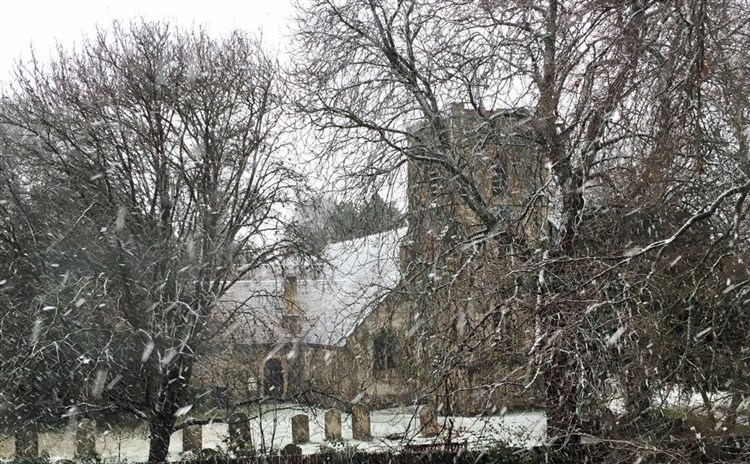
[{"x1": 282, "y1": 275, "x2": 301, "y2": 336}]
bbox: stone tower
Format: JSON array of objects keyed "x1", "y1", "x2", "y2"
[{"x1": 400, "y1": 103, "x2": 545, "y2": 413}]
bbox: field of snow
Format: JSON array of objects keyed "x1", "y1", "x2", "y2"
[
  {"x1": 607, "y1": 385, "x2": 750, "y2": 417},
  {"x1": 0, "y1": 405, "x2": 546, "y2": 462}
]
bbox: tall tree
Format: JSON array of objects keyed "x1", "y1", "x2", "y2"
[
  {"x1": 0, "y1": 21, "x2": 302, "y2": 462},
  {"x1": 292, "y1": 0, "x2": 750, "y2": 450},
  {"x1": 288, "y1": 194, "x2": 402, "y2": 251}
]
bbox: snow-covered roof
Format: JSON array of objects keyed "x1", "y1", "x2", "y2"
[{"x1": 216, "y1": 228, "x2": 404, "y2": 348}]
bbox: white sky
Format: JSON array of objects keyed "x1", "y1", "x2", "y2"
[{"x1": 0, "y1": 0, "x2": 295, "y2": 79}]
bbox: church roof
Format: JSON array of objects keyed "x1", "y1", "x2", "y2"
[{"x1": 214, "y1": 228, "x2": 404, "y2": 348}]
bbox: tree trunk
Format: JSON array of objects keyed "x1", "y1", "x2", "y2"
[
  {"x1": 624, "y1": 364, "x2": 651, "y2": 430},
  {"x1": 148, "y1": 413, "x2": 175, "y2": 463},
  {"x1": 545, "y1": 349, "x2": 580, "y2": 445},
  {"x1": 148, "y1": 356, "x2": 194, "y2": 463}
]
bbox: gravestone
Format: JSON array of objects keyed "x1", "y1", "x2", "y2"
[
  {"x1": 228, "y1": 412, "x2": 252, "y2": 453},
  {"x1": 281, "y1": 443, "x2": 302, "y2": 456},
  {"x1": 291, "y1": 414, "x2": 310, "y2": 444},
  {"x1": 351, "y1": 404, "x2": 371, "y2": 440},
  {"x1": 15, "y1": 428, "x2": 38, "y2": 459},
  {"x1": 419, "y1": 404, "x2": 440, "y2": 437},
  {"x1": 75, "y1": 418, "x2": 97, "y2": 459},
  {"x1": 324, "y1": 409, "x2": 342, "y2": 440},
  {"x1": 182, "y1": 424, "x2": 203, "y2": 452}
]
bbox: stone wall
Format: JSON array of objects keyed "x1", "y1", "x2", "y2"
[{"x1": 193, "y1": 343, "x2": 306, "y2": 407}]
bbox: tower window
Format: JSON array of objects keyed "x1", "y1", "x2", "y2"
[{"x1": 490, "y1": 145, "x2": 508, "y2": 196}]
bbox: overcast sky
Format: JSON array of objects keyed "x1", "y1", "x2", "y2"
[{"x1": 0, "y1": 0, "x2": 294, "y2": 78}]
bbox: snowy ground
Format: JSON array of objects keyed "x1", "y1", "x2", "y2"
[
  {"x1": 0, "y1": 405, "x2": 546, "y2": 462},
  {"x1": 2, "y1": 387, "x2": 743, "y2": 462},
  {"x1": 607, "y1": 385, "x2": 750, "y2": 417}
]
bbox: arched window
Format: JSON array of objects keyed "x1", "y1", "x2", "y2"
[
  {"x1": 264, "y1": 358, "x2": 284, "y2": 396},
  {"x1": 373, "y1": 332, "x2": 399, "y2": 372}
]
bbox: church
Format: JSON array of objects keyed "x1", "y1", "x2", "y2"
[{"x1": 194, "y1": 104, "x2": 546, "y2": 413}]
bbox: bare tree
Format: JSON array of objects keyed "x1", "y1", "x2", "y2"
[
  {"x1": 292, "y1": 0, "x2": 750, "y2": 453},
  {"x1": 0, "y1": 21, "x2": 303, "y2": 462}
]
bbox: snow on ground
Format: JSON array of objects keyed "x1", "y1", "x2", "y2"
[
  {"x1": 2, "y1": 387, "x2": 742, "y2": 462},
  {"x1": 660, "y1": 388, "x2": 750, "y2": 413},
  {"x1": 607, "y1": 385, "x2": 750, "y2": 416},
  {"x1": 0, "y1": 405, "x2": 546, "y2": 462}
]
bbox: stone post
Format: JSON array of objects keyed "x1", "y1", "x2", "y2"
[
  {"x1": 324, "y1": 409, "x2": 342, "y2": 440},
  {"x1": 351, "y1": 404, "x2": 371, "y2": 440},
  {"x1": 182, "y1": 424, "x2": 203, "y2": 452},
  {"x1": 75, "y1": 418, "x2": 97, "y2": 460},
  {"x1": 228, "y1": 412, "x2": 252, "y2": 454},
  {"x1": 281, "y1": 443, "x2": 302, "y2": 456},
  {"x1": 419, "y1": 404, "x2": 441, "y2": 437},
  {"x1": 291, "y1": 414, "x2": 310, "y2": 444},
  {"x1": 14, "y1": 428, "x2": 38, "y2": 459}
]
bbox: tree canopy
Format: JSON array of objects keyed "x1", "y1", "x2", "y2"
[{"x1": 0, "y1": 21, "x2": 304, "y2": 462}]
